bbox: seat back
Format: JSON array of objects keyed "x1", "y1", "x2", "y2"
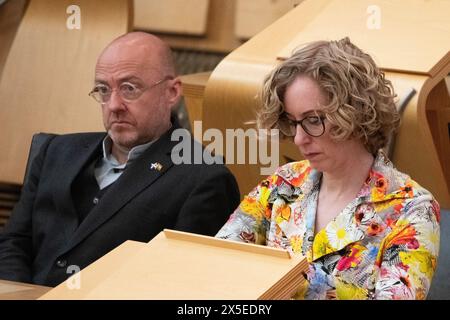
[
  {"x1": 428, "y1": 209, "x2": 450, "y2": 300},
  {"x1": 0, "y1": 0, "x2": 130, "y2": 185},
  {"x1": 0, "y1": 132, "x2": 57, "y2": 230},
  {"x1": 22, "y1": 133, "x2": 58, "y2": 187},
  {"x1": 0, "y1": 0, "x2": 27, "y2": 79}
]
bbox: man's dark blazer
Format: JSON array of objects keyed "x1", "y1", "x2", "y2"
[{"x1": 0, "y1": 125, "x2": 240, "y2": 287}]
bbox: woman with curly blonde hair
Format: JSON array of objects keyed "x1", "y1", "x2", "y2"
[{"x1": 217, "y1": 38, "x2": 440, "y2": 300}]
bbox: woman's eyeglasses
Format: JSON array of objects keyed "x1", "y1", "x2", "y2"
[{"x1": 278, "y1": 111, "x2": 326, "y2": 137}]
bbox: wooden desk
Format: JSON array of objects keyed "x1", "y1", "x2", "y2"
[
  {"x1": 0, "y1": 280, "x2": 51, "y2": 300},
  {"x1": 41, "y1": 232, "x2": 307, "y2": 300}
]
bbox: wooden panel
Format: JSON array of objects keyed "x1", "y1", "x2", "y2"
[
  {"x1": 134, "y1": 0, "x2": 209, "y2": 35},
  {"x1": 156, "y1": 0, "x2": 242, "y2": 53},
  {"x1": 181, "y1": 71, "x2": 210, "y2": 129},
  {"x1": 386, "y1": 73, "x2": 450, "y2": 208},
  {"x1": 0, "y1": 0, "x2": 130, "y2": 184},
  {"x1": 278, "y1": 0, "x2": 450, "y2": 76},
  {"x1": 0, "y1": 280, "x2": 50, "y2": 300},
  {"x1": 165, "y1": 229, "x2": 290, "y2": 258},
  {"x1": 446, "y1": 76, "x2": 450, "y2": 94},
  {"x1": 425, "y1": 79, "x2": 450, "y2": 191},
  {"x1": 235, "y1": 0, "x2": 302, "y2": 39},
  {"x1": 0, "y1": 0, "x2": 27, "y2": 79}
]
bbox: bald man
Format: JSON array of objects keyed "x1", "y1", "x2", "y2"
[{"x1": 0, "y1": 32, "x2": 240, "y2": 287}]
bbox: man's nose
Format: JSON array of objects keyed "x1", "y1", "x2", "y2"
[{"x1": 106, "y1": 89, "x2": 126, "y2": 112}]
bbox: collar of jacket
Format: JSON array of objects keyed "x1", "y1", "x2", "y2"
[{"x1": 276, "y1": 149, "x2": 415, "y2": 206}]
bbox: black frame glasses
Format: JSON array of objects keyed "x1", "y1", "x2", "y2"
[
  {"x1": 88, "y1": 75, "x2": 173, "y2": 105},
  {"x1": 278, "y1": 111, "x2": 326, "y2": 137}
]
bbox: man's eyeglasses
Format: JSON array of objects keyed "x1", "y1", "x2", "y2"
[
  {"x1": 278, "y1": 111, "x2": 326, "y2": 137},
  {"x1": 88, "y1": 76, "x2": 173, "y2": 104}
]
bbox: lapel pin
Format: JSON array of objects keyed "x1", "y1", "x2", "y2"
[{"x1": 150, "y1": 162, "x2": 163, "y2": 171}]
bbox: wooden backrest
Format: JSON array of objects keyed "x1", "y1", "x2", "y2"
[
  {"x1": 0, "y1": 0, "x2": 131, "y2": 184},
  {"x1": 235, "y1": 0, "x2": 302, "y2": 40},
  {"x1": 0, "y1": 0, "x2": 27, "y2": 79},
  {"x1": 154, "y1": 0, "x2": 242, "y2": 53},
  {"x1": 134, "y1": 0, "x2": 209, "y2": 36}
]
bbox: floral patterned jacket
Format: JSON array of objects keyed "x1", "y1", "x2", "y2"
[{"x1": 216, "y1": 151, "x2": 440, "y2": 299}]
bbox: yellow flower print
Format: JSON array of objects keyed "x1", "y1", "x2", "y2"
[
  {"x1": 291, "y1": 161, "x2": 308, "y2": 174},
  {"x1": 373, "y1": 198, "x2": 403, "y2": 213},
  {"x1": 290, "y1": 235, "x2": 303, "y2": 254},
  {"x1": 335, "y1": 278, "x2": 368, "y2": 300},
  {"x1": 290, "y1": 167, "x2": 311, "y2": 186},
  {"x1": 414, "y1": 221, "x2": 440, "y2": 256},
  {"x1": 239, "y1": 197, "x2": 264, "y2": 222},
  {"x1": 399, "y1": 250, "x2": 436, "y2": 280},
  {"x1": 376, "y1": 220, "x2": 418, "y2": 266},
  {"x1": 274, "y1": 203, "x2": 291, "y2": 224},
  {"x1": 258, "y1": 185, "x2": 271, "y2": 209},
  {"x1": 269, "y1": 175, "x2": 279, "y2": 185},
  {"x1": 312, "y1": 230, "x2": 333, "y2": 259}
]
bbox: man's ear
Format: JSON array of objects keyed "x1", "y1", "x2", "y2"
[{"x1": 166, "y1": 77, "x2": 182, "y2": 108}]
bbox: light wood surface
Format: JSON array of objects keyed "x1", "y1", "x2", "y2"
[
  {"x1": 278, "y1": 0, "x2": 450, "y2": 76},
  {"x1": 181, "y1": 72, "x2": 211, "y2": 129},
  {"x1": 134, "y1": 0, "x2": 307, "y2": 53},
  {"x1": 0, "y1": 279, "x2": 50, "y2": 300},
  {"x1": 0, "y1": 0, "x2": 130, "y2": 185},
  {"x1": 39, "y1": 240, "x2": 145, "y2": 300},
  {"x1": 202, "y1": 0, "x2": 450, "y2": 206},
  {"x1": 386, "y1": 72, "x2": 450, "y2": 205},
  {"x1": 41, "y1": 230, "x2": 308, "y2": 300},
  {"x1": 134, "y1": 0, "x2": 209, "y2": 35},
  {"x1": 0, "y1": 0, "x2": 27, "y2": 79},
  {"x1": 156, "y1": 0, "x2": 242, "y2": 53},
  {"x1": 235, "y1": 0, "x2": 302, "y2": 39},
  {"x1": 165, "y1": 229, "x2": 290, "y2": 258}
]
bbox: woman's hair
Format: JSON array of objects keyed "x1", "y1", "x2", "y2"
[{"x1": 258, "y1": 37, "x2": 400, "y2": 155}]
